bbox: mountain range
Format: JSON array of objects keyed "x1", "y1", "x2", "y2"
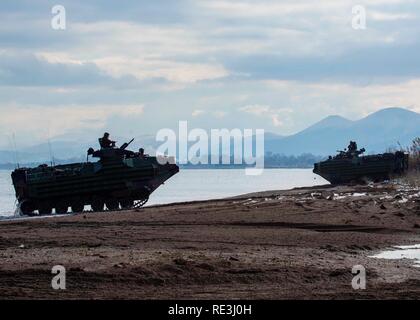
[
  {"x1": 1, "y1": 107, "x2": 419, "y2": 164},
  {"x1": 265, "y1": 107, "x2": 420, "y2": 156}
]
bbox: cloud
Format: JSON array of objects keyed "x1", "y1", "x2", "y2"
[
  {"x1": 199, "y1": 0, "x2": 413, "y2": 18},
  {"x1": 0, "y1": 104, "x2": 144, "y2": 140},
  {"x1": 370, "y1": 11, "x2": 415, "y2": 21},
  {"x1": 93, "y1": 57, "x2": 229, "y2": 83},
  {"x1": 239, "y1": 105, "x2": 271, "y2": 115},
  {"x1": 192, "y1": 109, "x2": 205, "y2": 117},
  {"x1": 37, "y1": 21, "x2": 231, "y2": 83},
  {"x1": 0, "y1": 51, "x2": 137, "y2": 87},
  {"x1": 1, "y1": 0, "x2": 420, "y2": 147},
  {"x1": 192, "y1": 109, "x2": 227, "y2": 118},
  {"x1": 239, "y1": 104, "x2": 293, "y2": 127},
  {"x1": 264, "y1": 79, "x2": 420, "y2": 117},
  {"x1": 199, "y1": 0, "x2": 316, "y2": 17},
  {"x1": 223, "y1": 42, "x2": 420, "y2": 84},
  {"x1": 213, "y1": 111, "x2": 227, "y2": 118},
  {"x1": 3, "y1": 1, "x2": 420, "y2": 87}
]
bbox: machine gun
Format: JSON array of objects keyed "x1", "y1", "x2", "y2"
[
  {"x1": 355, "y1": 147, "x2": 366, "y2": 156},
  {"x1": 333, "y1": 145, "x2": 366, "y2": 160},
  {"x1": 120, "y1": 138, "x2": 134, "y2": 150},
  {"x1": 87, "y1": 138, "x2": 135, "y2": 161}
]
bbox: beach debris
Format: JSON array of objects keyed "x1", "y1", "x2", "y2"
[
  {"x1": 352, "y1": 192, "x2": 367, "y2": 197},
  {"x1": 333, "y1": 193, "x2": 347, "y2": 200},
  {"x1": 408, "y1": 192, "x2": 420, "y2": 199},
  {"x1": 242, "y1": 199, "x2": 259, "y2": 205},
  {"x1": 113, "y1": 263, "x2": 124, "y2": 268},
  {"x1": 332, "y1": 192, "x2": 367, "y2": 200},
  {"x1": 310, "y1": 192, "x2": 323, "y2": 199},
  {"x1": 380, "y1": 195, "x2": 393, "y2": 200}
]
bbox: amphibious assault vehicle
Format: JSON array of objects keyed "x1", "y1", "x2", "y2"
[
  {"x1": 313, "y1": 141, "x2": 409, "y2": 184},
  {"x1": 11, "y1": 139, "x2": 179, "y2": 216}
]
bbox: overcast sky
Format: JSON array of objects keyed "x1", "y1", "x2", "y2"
[{"x1": 1, "y1": 0, "x2": 420, "y2": 147}]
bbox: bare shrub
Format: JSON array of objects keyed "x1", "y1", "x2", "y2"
[{"x1": 402, "y1": 137, "x2": 420, "y2": 187}]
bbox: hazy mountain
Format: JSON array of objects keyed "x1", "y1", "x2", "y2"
[
  {"x1": 0, "y1": 135, "x2": 162, "y2": 164},
  {"x1": 265, "y1": 107, "x2": 420, "y2": 156},
  {"x1": 0, "y1": 107, "x2": 419, "y2": 164},
  {"x1": 302, "y1": 115, "x2": 353, "y2": 134},
  {"x1": 264, "y1": 132, "x2": 284, "y2": 141}
]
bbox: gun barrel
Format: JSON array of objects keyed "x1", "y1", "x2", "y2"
[
  {"x1": 120, "y1": 138, "x2": 135, "y2": 150},
  {"x1": 127, "y1": 138, "x2": 134, "y2": 146}
]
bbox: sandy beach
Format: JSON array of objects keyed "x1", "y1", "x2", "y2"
[{"x1": 0, "y1": 183, "x2": 419, "y2": 299}]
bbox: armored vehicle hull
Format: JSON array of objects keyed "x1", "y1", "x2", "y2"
[
  {"x1": 11, "y1": 146, "x2": 179, "y2": 215},
  {"x1": 313, "y1": 150, "x2": 408, "y2": 185}
]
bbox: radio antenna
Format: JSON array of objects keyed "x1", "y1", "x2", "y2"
[
  {"x1": 48, "y1": 138, "x2": 55, "y2": 167},
  {"x1": 12, "y1": 133, "x2": 20, "y2": 169},
  {"x1": 6, "y1": 135, "x2": 17, "y2": 169},
  {"x1": 47, "y1": 126, "x2": 55, "y2": 167}
]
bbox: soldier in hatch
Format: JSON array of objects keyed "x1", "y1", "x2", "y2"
[
  {"x1": 99, "y1": 132, "x2": 116, "y2": 149},
  {"x1": 347, "y1": 141, "x2": 357, "y2": 154}
]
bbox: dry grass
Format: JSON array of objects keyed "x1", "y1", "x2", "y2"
[
  {"x1": 402, "y1": 170, "x2": 420, "y2": 188},
  {"x1": 401, "y1": 138, "x2": 420, "y2": 187}
]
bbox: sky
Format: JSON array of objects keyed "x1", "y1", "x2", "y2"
[{"x1": 1, "y1": 0, "x2": 420, "y2": 148}]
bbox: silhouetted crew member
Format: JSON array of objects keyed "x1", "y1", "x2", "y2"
[
  {"x1": 99, "y1": 132, "x2": 116, "y2": 149},
  {"x1": 348, "y1": 141, "x2": 357, "y2": 153}
]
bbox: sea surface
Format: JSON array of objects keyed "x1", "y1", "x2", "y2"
[
  {"x1": 0, "y1": 168, "x2": 328, "y2": 217},
  {"x1": 372, "y1": 244, "x2": 420, "y2": 267}
]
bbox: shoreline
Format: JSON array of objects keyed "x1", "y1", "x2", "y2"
[{"x1": 0, "y1": 183, "x2": 419, "y2": 299}]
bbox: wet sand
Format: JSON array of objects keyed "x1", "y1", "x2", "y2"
[{"x1": 0, "y1": 183, "x2": 419, "y2": 299}]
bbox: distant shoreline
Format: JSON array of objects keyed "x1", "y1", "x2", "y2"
[{"x1": 0, "y1": 164, "x2": 315, "y2": 170}]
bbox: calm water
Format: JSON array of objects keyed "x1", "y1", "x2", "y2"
[
  {"x1": 371, "y1": 244, "x2": 420, "y2": 267},
  {"x1": 0, "y1": 168, "x2": 327, "y2": 217}
]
